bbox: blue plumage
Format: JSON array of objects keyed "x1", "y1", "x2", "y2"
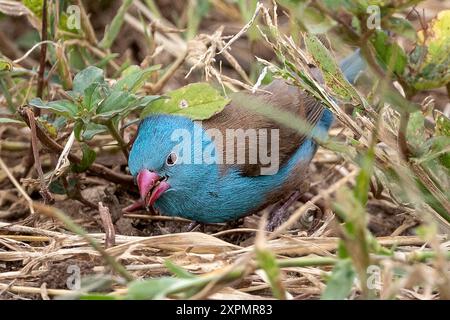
[{"x1": 128, "y1": 51, "x2": 364, "y2": 223}]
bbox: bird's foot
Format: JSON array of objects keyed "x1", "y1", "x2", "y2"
[{"x1": 266, "y1": 190, "x2": 302, "y2": 232}]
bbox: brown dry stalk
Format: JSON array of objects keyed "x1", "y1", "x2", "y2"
[
  {"x1": 25, "y1": 108, "x2": 53, "y2": 204},
  {"x1": 98, "y1": 202, "x2": 116, "y2": 248}
]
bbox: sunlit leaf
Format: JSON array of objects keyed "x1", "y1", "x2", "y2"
[
  {"x1": 114, "y1": 65, "x2": 161, "y2": 93},
  {"x1": 141, "y1": 83, "x2": 230, "y2": 120}
]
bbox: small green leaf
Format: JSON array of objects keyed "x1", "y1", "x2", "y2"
[
  {"x1": 126, "y1": 277, "x2": 206, "y2": 300},
  {"x1": 95, "y1": 91, "x2": 136, "y2": 119},
  {"x1": 29, "y1": 98, "x2": 78, "y2": 118},
  {"x1": 435, "y1": 111, "x2": 450, "y2": 137},
  {"x1": 0, "y1": 118, "x2": 24, "y2": 125},
  {"x1": 72, "y1": 144, "x2": 96, "y2": 172},
  {"x1": 407, "y1": 111, "x2": 427, "y2": 151},
  {"x1": 0, "y1": 59, "x2": 12, "y2": 71},
  {"x1": 321, "y1": 259, "x2": 356, "y2": 300},
  {"x1": 114, "y1": 65, "x2": 161, "y2": 93},
  {"x1": 83, "y1": 82, "x2": 109, "y2": 112},
  {"x1": 256, "y1": 247, "x2": 285, "y2": 299},
  {"x1": 73, "y1": 66, "x2": 105, "y2": 94},
  {"x1": 141, "y1": 83, "x2": 230, "y2": 120},
  {"x1": 164, "y1": 260, "x2": 196, "y2": 279},
  {"x1": 304, "y1": 34, "x2": 359, "y2": 102},
  {"x1": 386, "y1": 17, "x2": 416, "y2": 41}
]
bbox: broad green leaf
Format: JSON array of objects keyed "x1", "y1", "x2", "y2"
[
  {"x1": 141, "y1": 83, "x2": 230, "y2": 120},
  {"x1": 0, "y1": 59, "x2": 12, "y2": 71},
  {"x1": 321, "y1": 259, "x2": 356, "y2": 300},
  {"x1": 114, "y1": 65, "x2": 160, "y2": 93},
  {"x1": 29, "y1": 98, "x2": 78, "y2": 118},
  {"x1": 410, "y1": 10, "x2": 450, "y2": 90},
  {"x1": 72, "y1": 144, "x2": 96, "y2": 172},
  {"x1": 95, "y1": 91, "x2": 136, "y2": 119},
  {"x1": 304, "y1": 34, "x2": 359, "y2": 102},
  {"x1": 73, "y1": 66, "x2": 105, "y2": 94},
  {"x1": 371, "y1": 30, "x2": 407, "y2": 76}
]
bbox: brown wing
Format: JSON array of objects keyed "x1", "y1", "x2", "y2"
[{"x1": 203, "y1": 79, "x2": 324, "y2": 176}]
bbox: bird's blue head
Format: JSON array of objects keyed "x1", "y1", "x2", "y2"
[{"x1": 128, "y1": 114, "x2": 218, "y2": 211}]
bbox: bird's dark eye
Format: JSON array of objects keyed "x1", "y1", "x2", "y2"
[{"x1": 166, "y1": 152, "x2": 178, "y2": 166}]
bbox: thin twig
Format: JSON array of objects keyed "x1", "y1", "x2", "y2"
[
  {"x1": 36, "y1": 0, "x2": 48, "y2": 107},
  {"x1": 25, "y1": 108, "x2": 53, "y2": 204},
  {"x1": 98, "y1": 202, "x2": 116, "y2": 248}
]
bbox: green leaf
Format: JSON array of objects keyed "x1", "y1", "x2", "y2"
[
  {"x1": 435, "y1": 111, "x2": 450, "y2": 137},
  {"x1": 407, "y1": 111, "x2": 427, "y2": 150},
  {"x1": 141, "y1": 83, "x2": 230, "y2": 120},
  {"x1": 321, "y1": 259, "x2": 356, "y2": 300},
  {"x1": 114, "y1": 65, "x2": 161, "y2": 93},
  {"x1": 0, "y1": 59, "x2": 12, "y2": 71},
  {"x1": 304, "y1": 34, "x2": 359, "y2": 102},
  {"x1": 371, "y1": 30, "x2": 407, "y2": 76},
  {"x1": 95, "y1": 91, "x2": 136, "y2": 119},
  {"x1": 256, "y1": 247, "x2": 285, "y2": 299},
  {"x1": 72, "y1": 144, "x2": 96, "y2": 172},
  {"x1": 126, "y1": 277, "x2": 206, "y2": 300},
  {"x1": 410, "y1": 10, "x2": 450, "y2": 90},
  {"x1": 0, "y1": 118, "x2": 24, "y2": 125},
  {"x1": 386, "y1": 17, "x2": 416, "y2": 41},
  {"x1": 29, "y1": 98, "x2": 78, "y2": 118},
  {"x1": 74, "y1": 121, "x2": 109, "y2": 141},
  {"x1": 73, "y1": 66, "x2": 105, "y2": 94},
  {"x1": 99, "y1": 0, "x2": 134, "y2": 49},
  {"x1": 80, "y1": 294, "x2": 117, "y2": 300},
  {"x1": 83, "y1": 82, "x2": 108, "y2": 112},
  {"x1": 164, "y1": 260, "x2": 196, "y2": 279}
]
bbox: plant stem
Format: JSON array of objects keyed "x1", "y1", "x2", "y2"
[{"x1": 106, "y1": 120, "x2": 129, "y2": 159}]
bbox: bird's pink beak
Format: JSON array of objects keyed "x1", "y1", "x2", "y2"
[{"x1": 124, "y1": 169, "x2": 170, "y2": 212}]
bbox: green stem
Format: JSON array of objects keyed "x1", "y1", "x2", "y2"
[{"x1": 106, "y1": 120, "x2": 129, "y2": 159}]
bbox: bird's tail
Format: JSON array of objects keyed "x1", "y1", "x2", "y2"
[{"x1": 339, "y1": 49, "x2": 366, "y2": 84}]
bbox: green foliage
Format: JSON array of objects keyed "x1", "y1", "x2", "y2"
[
  {"x1": 322, "y1": 259, "x2": 356, "y2": 300},
  {"x1": 408, "y1": 10, "x2": 450, "y2": 90},
  {"x1": 371, "y1": 30, "x2": 407, "y2": 76},
  {"x1": 29, "y1": 65, "x2": 160, "y2": 141},
  {"x1": 304, "y1": 34, "x2": 360, "y2": 102},
  {"x1": 141, "y1": 82, "x2": 230, "y2": 120}
]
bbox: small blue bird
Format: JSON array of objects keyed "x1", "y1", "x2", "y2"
[{"x1": 126, "y1": 51, "x2": 365, "y2": 227}]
